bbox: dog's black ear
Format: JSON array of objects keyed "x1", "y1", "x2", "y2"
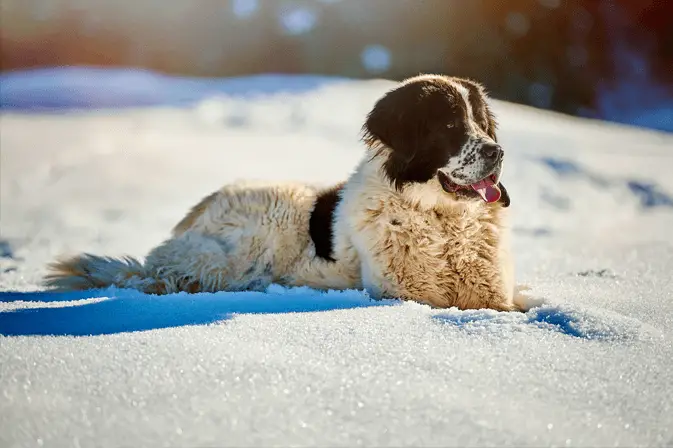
[
  {"x1": 362, "y1": 88, "x2": 433, "y2": 190},
  {"x1": 363, "y1": 93, "x2": 418, "y2": 156},
  {"x1": 498, "y1": 182, "x2": 511, "y2": 208}
]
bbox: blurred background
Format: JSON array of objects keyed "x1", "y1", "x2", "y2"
[{"x1": 1, "y1": 0, "x2": 671, "y2": 132}]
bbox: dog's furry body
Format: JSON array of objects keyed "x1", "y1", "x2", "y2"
[{"x1": 46, "y1": 74, "x2": 521, "y2": 311}]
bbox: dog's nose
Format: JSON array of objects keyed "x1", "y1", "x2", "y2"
[{"x1": 481, "y1": 143, "x2": 502, "y2": 160}]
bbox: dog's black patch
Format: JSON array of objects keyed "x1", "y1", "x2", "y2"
[{"x1": 309, "y1": 183, "x2": 344, "y2": 262}]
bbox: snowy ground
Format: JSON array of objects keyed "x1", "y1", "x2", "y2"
[{"x1": 1, "y1": 69, "x2": 672, "y2": 447}]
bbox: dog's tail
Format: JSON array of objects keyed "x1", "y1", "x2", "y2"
[{"x1": 44, "y1": 253, "x2": 162, "y2": 293}]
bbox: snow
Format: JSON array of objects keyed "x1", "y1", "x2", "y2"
[
  {"x1": 0, "y1": 67, "x2": 344, "y2": 110},
  {"x1": 1, "y1": 68, "x2": 673, "y2": 447}
]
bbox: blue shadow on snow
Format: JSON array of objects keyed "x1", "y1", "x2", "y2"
[
  {"x1": 0, "y1": 287, "x2": 397, "y2": 337},
  {"x1": 433, "y1": 306, "x2": 622, "y2": 340},
  {"x1": 537, "y1": 156, "x2": 673, "y2": 209}
]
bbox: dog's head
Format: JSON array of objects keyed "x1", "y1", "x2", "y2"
[{"x1": 362, "y1": 74, "x2": 510, "y2": 207}]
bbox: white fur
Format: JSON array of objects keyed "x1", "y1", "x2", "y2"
[{"x1": 45, "y1": 75, "x2": 521, "y2": 311}]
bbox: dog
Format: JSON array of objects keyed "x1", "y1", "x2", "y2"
[{"x1": 45, "y1": 74, "x2": 522, "y2": 311}]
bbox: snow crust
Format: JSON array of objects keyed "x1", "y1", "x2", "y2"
[{"x1": 1, "y1": 69, "x2": 672, "y2": 447}]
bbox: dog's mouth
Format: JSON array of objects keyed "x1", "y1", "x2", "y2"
[{"x1": 437, "y1": 171, "x2": 501, "y2": 203}]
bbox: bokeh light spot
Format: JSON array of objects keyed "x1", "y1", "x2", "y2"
[
  {"x1": 361, "y1": 45, "x2": 392, "y2": 74},
  {"x1": 506, "y1": 12, "x2": 530, "y2": 36},
  {"x1": 279, "y1": 7, "x2": 317, "y2": 35},
  {"x1": 232, "y1": 0, "x2": 259, "y2": 19}
]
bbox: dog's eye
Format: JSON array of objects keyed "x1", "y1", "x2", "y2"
[{"x1": 447, "y1": 117, "x2": 462, "y2": 129}]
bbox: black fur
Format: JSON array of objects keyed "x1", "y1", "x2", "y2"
[
  {"x1": 309, "y1": 183, "x2": 344, "y2": 261},
  {"x1": 363, "y1": 77, "x2": 470, "y2": 191},
  {"x1": 362, "y1": 74, "x2": 509, "y2": 207}
]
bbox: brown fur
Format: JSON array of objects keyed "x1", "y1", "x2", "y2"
[{"x1": 172, "y1": 191, "x2": 219, "y2": 236}]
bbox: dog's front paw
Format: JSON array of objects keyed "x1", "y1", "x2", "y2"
[{"x1": 512, "y1": 284, "x2": 545, "y2": 311}]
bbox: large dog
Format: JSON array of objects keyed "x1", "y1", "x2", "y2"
[{"x1": 45, "y1": 74, "x2": 523, "y2": 311}]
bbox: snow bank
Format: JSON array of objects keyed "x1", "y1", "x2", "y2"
[{"x1": 0, "y1": 67, "x2": 346, "y2": 111}]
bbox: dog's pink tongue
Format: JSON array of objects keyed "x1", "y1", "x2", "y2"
[{"x1": 471, "y1": 178, "x2": 501, "y2": 203}]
